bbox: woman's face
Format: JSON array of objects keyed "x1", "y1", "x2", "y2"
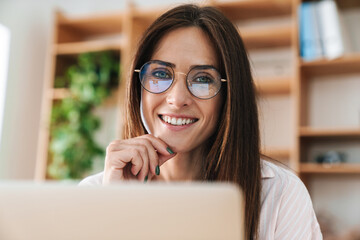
[{"x1": 141, "y1": 27, "x2": 223, "y2": 153}]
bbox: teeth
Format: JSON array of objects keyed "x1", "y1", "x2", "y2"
[{"x1": 160, "y1": 115, "x2": 196, "y2": 126}]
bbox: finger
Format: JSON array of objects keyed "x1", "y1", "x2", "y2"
[
  {"x1": 134, "y1": 148, "x2": 149, "y2": 181},
  {"x1": 103, "y1": 166, "x2": 124, "y2": 185},
  {"x1": 146, "y1": 172, "x2": 154, "y2": 183},
  {"x1": 139, "y1": 135, "x2": 175, "y2": 157},
  {"x1": 105, "y1": 148, "x2": 144, "y2": 180},
  {"x1": 135, "y1": 138, "x2": 160, "y2": 176},
  {"x1": 158, "y1": 152, "x2": 177, "y2": 166},
  {"x1": 125, "y1": 136, "x2": 162, "y2": 176},
  {"x1": 139, "y1": 135, "x2": 176, "y2": 168},
  {"x1": 105, "y1": 140, "x2": 126, "y2": 152}
]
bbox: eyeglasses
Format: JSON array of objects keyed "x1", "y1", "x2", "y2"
[{"x1": 134, "y1": 60, "x2": 227, "y2": 99}]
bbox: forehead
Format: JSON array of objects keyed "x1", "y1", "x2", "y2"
[{"x1": 151, "y1": 27, "x2": 219, "y2": 69}]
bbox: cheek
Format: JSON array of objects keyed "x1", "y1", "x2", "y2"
[
  {"x1": 141, "y1": 91, "x2": 162, "y2": 132},
  {"x1": 202, "y1": 95, "x2": 223, "y2": 131}
]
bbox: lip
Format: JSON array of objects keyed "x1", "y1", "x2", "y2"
[{"x1": 158, "y1": 114, "x2": 198, "y2": 131}]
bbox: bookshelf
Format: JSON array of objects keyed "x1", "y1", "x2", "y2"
[
  {"x1": 296, "y1": 0, "x2": 360, "y2": 234},
  {"x1": 296, "y1": 0, "x2": 360, "y2": 175}
]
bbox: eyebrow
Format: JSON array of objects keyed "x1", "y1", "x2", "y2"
[{"x1": 152, "y1": 59, "x2": 218, "y2": 70}]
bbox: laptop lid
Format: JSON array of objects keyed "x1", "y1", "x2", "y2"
[{"x1": 0, "y1": 182, "x2": 244, "y2": 240}]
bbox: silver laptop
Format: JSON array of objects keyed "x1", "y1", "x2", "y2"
[{"x1": 0, "y1": 182, "x2": 244, "y2": 240}]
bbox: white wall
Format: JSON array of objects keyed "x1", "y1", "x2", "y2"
[
  {"x1": 0, "y1": 0, "x2": 53, "y2": 179},
  {"x1": 0, "y1": 24, "x2": 10, "y2": 169}
]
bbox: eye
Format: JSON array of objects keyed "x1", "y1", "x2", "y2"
[
  {"x1": 192, "y1": 75, "x2": 214, "y2": 84},
  {"x1": 152, "y1": 69, "x2": 172, "y2": 79}
]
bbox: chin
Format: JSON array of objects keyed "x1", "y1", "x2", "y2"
[{"x1": 156, "y1": 134, "x2": 193, "y2": 153}]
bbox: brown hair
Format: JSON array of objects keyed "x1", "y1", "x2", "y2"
[{"x1": 123, "y1": 4, "x2": 261, "y2": 239}]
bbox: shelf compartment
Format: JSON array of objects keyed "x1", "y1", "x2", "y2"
[
  {"x1": 240, "y1": 25, "x2": 292, "y2": 49},
  {"x1": 214, "y1": 0, "x2": 292, "y2": 21},
  {"x1": 54, "y1": 38, "x2": 125, "y2": 55},
  {"x1": 300, "y1": 163, "x2": 360, "y2": 174},
  {"x1": 57, "y1": 11, "x2": 123, "y2": 43},
  {"x1": 255, "y1": 76, "x2": 291, "y2": 95},
  {"x1": 299, "y1": 127, "x2": 360, "y2": 137},
  {"x1": 301, "y1": 54, "x2": 360, "y2": 76}
]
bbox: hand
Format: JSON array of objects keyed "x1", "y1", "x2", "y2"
[{"x1": 102, "y1": 134, "x2": 175, "y2": 185}]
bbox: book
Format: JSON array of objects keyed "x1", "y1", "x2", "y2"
[
  {"x1": 317, "y1": 0, "x2": 344, "y2": 59},
  {"x1": 299, "y1": 2, "x2": 323, "y2": 61}
]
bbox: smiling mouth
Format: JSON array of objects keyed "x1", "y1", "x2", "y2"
[{"x1": 159, "y1": 115, "x2": 198, "y2": 126}]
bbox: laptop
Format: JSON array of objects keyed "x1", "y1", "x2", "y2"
[{"x1": 0, "y1": 182, "x2": 244, "y2": 240}]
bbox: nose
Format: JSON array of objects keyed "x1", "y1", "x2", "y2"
[{"x1": 166, "y1": 72, "x2": 193, "y2": 108}]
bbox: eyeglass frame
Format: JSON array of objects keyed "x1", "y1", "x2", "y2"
[{"x1": 134, "y1": 60, "x2": 227, "y2": 100}]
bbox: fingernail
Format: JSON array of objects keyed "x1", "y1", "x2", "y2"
[
  {"x1": 144, "y1": 175, "x2": 148, "y2": 183},
  {"x1": 155, "y1": 165, "x2": 160, "y2": 175},
  {"x1": 166, "y1": 147, "x2": 174, "y2": 154}
]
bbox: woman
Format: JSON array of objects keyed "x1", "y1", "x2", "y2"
[{"x1": 80, "y1": 4, "x2": 322, "y2": 239}]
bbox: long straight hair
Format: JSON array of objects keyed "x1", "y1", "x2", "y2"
[{"x1": 123, "y1": 4, "x2": 261, "y2": 239}]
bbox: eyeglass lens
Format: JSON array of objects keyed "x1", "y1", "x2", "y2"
[{"x1": 139, "y1": 61, "x2": 222, "y2": 99}]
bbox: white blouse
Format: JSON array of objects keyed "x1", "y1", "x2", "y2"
[
  {"x1": 79, "y1": 160, "x2": 322, "y2": 239},
  {"x1": 258, "y1": 160, "x2": 322, "y2": 239}
]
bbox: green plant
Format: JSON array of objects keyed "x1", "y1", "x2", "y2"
[{"x1": 49, "y1": 51, "x2": 120, "y2": 179}]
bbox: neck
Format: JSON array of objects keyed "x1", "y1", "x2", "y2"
[{"x1": 156, "y1": 148, "x2": 203, "y2": 181}]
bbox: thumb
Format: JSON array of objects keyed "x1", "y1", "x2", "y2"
[{"x1": 158, "y1": 151, "x2": 176, "y2": 166}]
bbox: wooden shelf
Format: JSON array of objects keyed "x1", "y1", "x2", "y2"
[
  {"x1": 214, "y1": 0, "x2": 292, "y2": 21},
  {"x1": 49, "y1": 88, "x2": 71, "y2": 100},
  {"x1": 300, "y1": 163, "x2": 360, "y2": 174},
  {"x1": 240, "y1": 25, "x2": 291, "y2": 49},
  {"x1": 299, "y1": 127, "x2": 360, "y2": 137},
  {"x1": 48, "y1": 88, "x2": 119, "y2": 105},
  {"x1": 54, "y1": 39, "x2": 125, "y2": 55},
  {"x1": 255, "y1": 76, "x2": 291, "y2": 95},
  {"x1": 262, "y1": 147, "x2": 291, "y2": 159},
  {"x1": 301, "y1": 54, "x2": 360, "y2": 76}
]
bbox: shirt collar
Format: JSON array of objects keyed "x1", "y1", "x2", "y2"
[{"x1": 261, "y1": 160, "x2": 275, "y2": 179}]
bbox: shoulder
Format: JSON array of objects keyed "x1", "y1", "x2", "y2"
[
  {"x1": 78, "y1": 172, "x2": 104, "y2": 186},
  {"x1": 261, "y1": 160, "x2": 304, "y2": 193},
  {"x1": 259, "y1": 160, "x2": 322, "y2": 239}
]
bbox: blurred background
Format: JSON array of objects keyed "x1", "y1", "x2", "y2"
[{"x1": 0, "y1": 0, "x2": 359, "y2": 238}]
